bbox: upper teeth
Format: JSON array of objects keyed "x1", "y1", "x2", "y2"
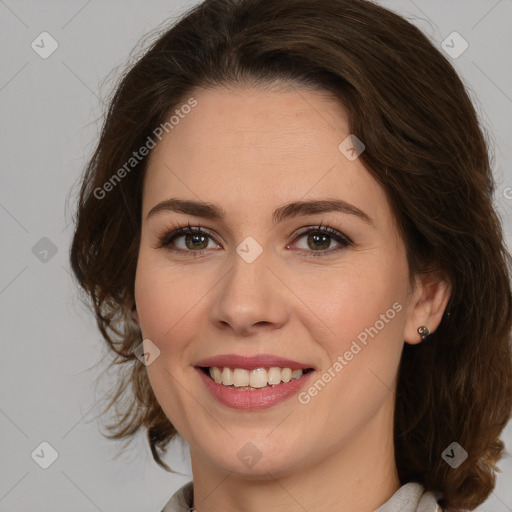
[{"x1": 208, "y1": 366, "x2": 305, "y2": 388}]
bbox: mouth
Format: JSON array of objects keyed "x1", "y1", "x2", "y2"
[
  {"x1": 195, "y1": 365, "x2": 316, "y2": 412},
  {"x1": 197, "y1": 366, "x2": 315, "y2": 391}
]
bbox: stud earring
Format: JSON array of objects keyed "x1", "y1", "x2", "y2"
[{"x1": 417, "y1": 325, "x2": 430, "y2": 341}]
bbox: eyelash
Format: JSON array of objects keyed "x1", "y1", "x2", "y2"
[{"x1": 156, "y1": 221, "x2": 353, "y2": 259}]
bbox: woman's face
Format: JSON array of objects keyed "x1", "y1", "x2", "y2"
[{"x1": 134, "y1": 84, "x2": 430, "y2": 478}]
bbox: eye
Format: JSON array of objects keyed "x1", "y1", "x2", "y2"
[
  {"x1": 289, "y1": 224, "x2": 353, "y2": 258},
  {"x1": 157, "y1": 222, "x2": 221, "y2": 257},
  {"x1": 156, "y1": 221, "x2": 353, "y2": 258}
]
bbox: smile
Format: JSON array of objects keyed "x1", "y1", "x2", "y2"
[
  {"x1": 195, "y1": 366, "x2": 316, "y2": 410},
  {"x1": 202, "y1": 366, "x2": 313, "y2": 390}
]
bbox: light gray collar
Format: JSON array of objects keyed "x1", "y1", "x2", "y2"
[
  {"x1": 374, "y1": 482, "x2": 442, "y2": 512},
  {"x1": 161, "y1": 480, "x2": 442, "y2": 512}
]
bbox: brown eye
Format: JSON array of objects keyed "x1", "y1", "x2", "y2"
[
  {"x1": 181, "y1": 232, "x2": 210, "y2": 250},
  {"x1": 158, "y1": 223, "x2": 352, "y2": 258},
  {"x1": 160, "y1": 225, "x2": 220, "y2": 254},
  {"x1": 291, "y1": 226, "x2": 353, "y2": 257},
  {"x1": 305, "y1": 232, "x2": 332, "y2": 250}
]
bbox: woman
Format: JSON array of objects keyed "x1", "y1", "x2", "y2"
[{"x1": 69, "y1": 0, "x2": 512, "y2": 511}]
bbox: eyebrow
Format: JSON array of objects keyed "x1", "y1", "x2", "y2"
[{"x1": 147, "y1": 198, "x2": 373, "y2": 226}]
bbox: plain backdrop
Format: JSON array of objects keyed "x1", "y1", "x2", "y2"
[{"x1": 1, "y1": 1, "x2": 511, "y2": 511}]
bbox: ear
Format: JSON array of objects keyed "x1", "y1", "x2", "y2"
[
  {"x1": 131, "y1": 304, "x2": 139, "y2": 324},
  {"x1": 403, "y1": 271, "x2": 451, "y2": 345}
]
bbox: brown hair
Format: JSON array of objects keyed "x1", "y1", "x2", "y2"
[{"x1": 69, "y1": 0, "x2": 512, "y2": 509}]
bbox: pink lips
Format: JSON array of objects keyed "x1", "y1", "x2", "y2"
[
  {"x1": 194, "y1": 353, "x2": 314, "y2": 371},
  {"x1": 196, "y1": 367, "x2": 315, "y2": 410},
  {"x1": 194, "y1": 353, "x2": 316, "y2": 410}
]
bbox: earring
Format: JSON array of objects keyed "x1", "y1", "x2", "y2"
[{"x1": 417, "y1": 325, "x2": 430, "y2": 341}]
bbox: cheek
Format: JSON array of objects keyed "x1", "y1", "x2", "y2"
[
  {"x1": 133, "y1": 253, "x2": 207, "y2": 430},
  {"x1": 297, "y1": 260, "x2": 407, "y2": 417},
  {"x1": 133, "y1": 250, "x2": 216, "y2": 362},
  {"x1": 134, "y1": 252, "x2": 188, "y2": 344},
  {"x1": 275, "y1": 258, "x2": 408, "y2": 450},
  {"x1": 303, "y1": 259, "x2": 404, "y2": 323}
]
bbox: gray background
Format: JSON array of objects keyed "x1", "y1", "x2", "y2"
[{"x1": 1, "y1": 0, "x2": 511, "y2": 510}]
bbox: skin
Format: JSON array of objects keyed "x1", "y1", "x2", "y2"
[{"x1": 132, "y1": 83, "x2": 450, "y2": 512}]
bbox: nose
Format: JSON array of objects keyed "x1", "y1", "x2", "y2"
[{"x1": 209, "y1": 247, "x2": 290, "y2": 336}]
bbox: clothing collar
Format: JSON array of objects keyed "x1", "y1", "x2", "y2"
[{"x1": 161, "y1": 481, "x2": 442, "y2": 512}]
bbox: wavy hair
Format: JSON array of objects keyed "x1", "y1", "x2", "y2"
[{"x1": 69, "y1": 0, "x2": 512, "y2": 509}]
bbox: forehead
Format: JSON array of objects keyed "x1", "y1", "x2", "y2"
[{"x1": 142, "y1": 85, "x2": 391, "y2": 229}]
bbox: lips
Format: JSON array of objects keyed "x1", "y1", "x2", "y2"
[
  {"x1": 195, "y1": 365, "x2": 316, "y2": 410},
  {"x1": 194, "y1": 353, "x2": 315, "y2": 371}
]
